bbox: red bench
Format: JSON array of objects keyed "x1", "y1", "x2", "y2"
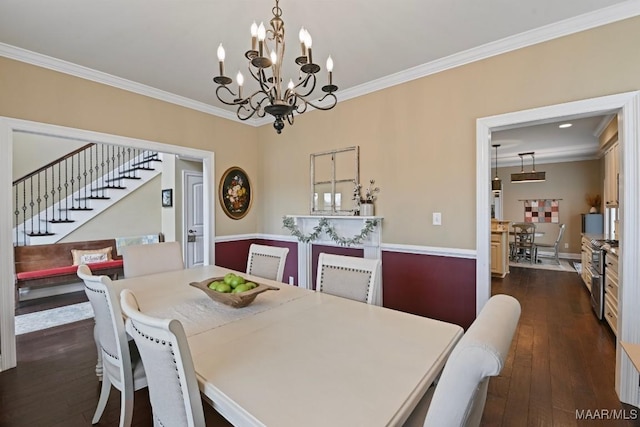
[{"x1": 14, "y1": 239, "x2": 124, "y2": 303}]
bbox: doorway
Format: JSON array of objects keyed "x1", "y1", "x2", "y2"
[
  {"x1": 0, "y1": 117, "x2": 216, "y2": 372},
  {"x1": 475, "y1": 91, "x2": 640, "y2": 406}
]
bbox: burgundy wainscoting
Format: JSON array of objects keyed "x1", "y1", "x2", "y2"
[
  {"x1": 215, "y1": 238, "x2": 299, "y2": 284},
  {"x1": 382, "y1": 251, "x2": 476, "y2": 330},
  {"x1": 311, "y1": 245, "x2": 364, "y2": 290},
  {"x1": 214, "y1": 239, "x2": 254, "y2": 273}
]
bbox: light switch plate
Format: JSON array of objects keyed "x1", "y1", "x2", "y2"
[{"x1": 433, "y1": 212, "x2": 442, "y2": 226}]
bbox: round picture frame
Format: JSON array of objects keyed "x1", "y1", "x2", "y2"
[{"x1": 219, "y1": 166, "x2": 252, "y2": 220}]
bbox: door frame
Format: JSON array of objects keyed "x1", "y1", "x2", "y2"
[
  {"x1": 476, "y1": 90, "x2": 640, "y2": 405},
  {"x1": 0, "y1": 117, "x2": 216, "y2": 371}
]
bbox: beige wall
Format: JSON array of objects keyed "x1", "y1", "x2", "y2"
[
  {"x1": 257, "y1": 16, "x2": 640, "y2": 249},
  {"x1": 2, "y1": 16, "x2": 640, "y2": 247},
  {"x1": 0, "y1": 57, "x2": 259, "y2": 237},
  {"x1": 497, "y1": 159, "x2": 603, "y2": 254},
  {"x1": 12, "y1": 133, "x2": 86, "y2": 181}
]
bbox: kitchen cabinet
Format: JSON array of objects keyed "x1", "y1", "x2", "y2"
[
  {"x1": 491, "y1": 220, "x2": 510, "y2": 278},
  {"x1": 604, "y1": 251, "x2": 619, "y2": 336},
  {"x1": 604, "y1": 141, "x2": 619, "y2": 207}
]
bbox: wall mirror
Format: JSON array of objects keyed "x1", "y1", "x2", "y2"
[{"x1": 310, "y1": 146, "x2": 359, "y2": 215}]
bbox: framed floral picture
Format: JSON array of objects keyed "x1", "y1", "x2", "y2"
[{"x1": 219, "y1": 166, "x2": 252, "y2": 220}]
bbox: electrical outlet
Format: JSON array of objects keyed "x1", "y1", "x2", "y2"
[
  {"x1": 564, "y1": 243, "x2": 569, "y2": 249},
  {"x1": 433, "y1": 212, "x2": 442, "y2": 226},
  {"x1": 289, "y1": 276, "x2": 294, "y2": 285}
]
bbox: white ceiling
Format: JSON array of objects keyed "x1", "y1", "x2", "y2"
[
  {"x1": 0, "y1": 0, "x2": 636, "y2": 157},
  {"x1": 492, "y1": 114, "x2": 613, "y2": 167}
]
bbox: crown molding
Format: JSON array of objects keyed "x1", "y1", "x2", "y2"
[
  {"x1": 1, "y1": 1, "x2": 639, "y2": 128},
  {"x1": 0, "y1": 42, "x2": 247, "y2": 126},
  {"x1": 338, "y1": 1, "x2": 640, "y2": 103}
]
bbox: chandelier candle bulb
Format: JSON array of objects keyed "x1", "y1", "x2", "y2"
[
  {"x1": 236, "y1": 71, "x2": 244, "y2": 98},
  {"x1": 326, "y1": 56, "x2": 333, "y2": 84},
  {"x1": 217, "y1": 44, "x2": 225, "y2": 76},
  {"x1": 299, "y1": 27, "x2": 307, "y2": 56},
  {"x1": 304, "y1": 33, "x2": 313, "y2": 64},
  {"x1": 258, "y1": 22, "x2": 266, "y2": 57},
  {"x1": 251, "y1": 21, "x2": 258, "y2": 51}
]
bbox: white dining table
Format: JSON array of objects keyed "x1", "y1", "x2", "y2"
[{"x1": 114, "y1": 265, "x2": 463, "y2": 427}]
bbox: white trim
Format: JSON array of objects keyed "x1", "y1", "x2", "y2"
[
  {"x1": 0, "y1": 118, "x2": 216, "y2": 372},
  {"x1": 3, "y1": 2, "x2": 640, "y2": 128},
  {"x1": 381, "y1": 243, "x2": 475, "y2": 259},
  {"x1": 476, "y1": 90, "x2": 640, "y2": 407},
  {"x1": 220, "y1": 233, "x2": 477, "y2": 259}
]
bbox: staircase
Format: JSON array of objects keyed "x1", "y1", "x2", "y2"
[{"x1": 13, "y1": 144, "x2": 162, "y2": 246}]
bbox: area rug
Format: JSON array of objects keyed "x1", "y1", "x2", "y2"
[
  {"x1": 509, "y1": 257, "x2": 576, "y2": 272},
  {"x1": 15, "y1": 302, "x2": 94, "y2": 335}
]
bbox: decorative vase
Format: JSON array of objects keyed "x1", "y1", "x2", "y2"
[
  {"x1": 589, "y1": 206, "x2": 597, "y2": 213},
  {"x1": 361, "y1": 202, "x2": 374, "y2": 216}
]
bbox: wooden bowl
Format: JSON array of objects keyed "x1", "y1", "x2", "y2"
[{"x1": 189, "y1": 276, "x2": 279, "y2": 308}]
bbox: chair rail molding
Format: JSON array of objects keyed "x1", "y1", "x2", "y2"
[{"x1": 285, "y1": 215, "x2": 383, "y2": 299}]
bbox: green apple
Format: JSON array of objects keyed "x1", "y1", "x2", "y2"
[
  {"x1": 230, "y1": 275, "x2": 245, "y2": 288},
  {"x1": 232, "y1": 283, "x2": 250, "y2": 293},
  {"x1": 215, "y1": 283, "x2": 232, "y2": 293},
  {"x1": 223, "y1": 273, "x2": 236, "y2": 285},
  {"x1": 245, "y1": 282, "x2": 257, "y2": 289}
]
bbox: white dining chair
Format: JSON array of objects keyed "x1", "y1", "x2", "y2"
[
  {"x1": 403, "y1": 294, "x2": 521, "y2": 427},
  {"x1": 120, "y1": 289, "x2": 206, "y2": 427},
  {"x1": 315, "y1": 253, "x2": 381, "y2": 305},
  {"x1": 122, "y1": 241, "x2": 184, "y2": 278},
  {"x1": 246, "y1": 243, "x2": 290, "y2": 282},
  {"x1": 77, "y1": 264, "x2": 147, "y2": 427}
]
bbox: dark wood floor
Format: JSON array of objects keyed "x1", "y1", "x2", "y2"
[
  {"x1": 484, "y1": 265, "x2": 639, "y2": 427},
  {"x1": 3, "y1": 269, "x2": 639, "y2": 426},
  {"x1": 4, "y1": 292, "x2": 232, "y2": 427}
]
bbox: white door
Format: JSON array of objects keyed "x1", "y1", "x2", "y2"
[{"x1": 184, "y1": 171, "x2": 204, "y2": 268}]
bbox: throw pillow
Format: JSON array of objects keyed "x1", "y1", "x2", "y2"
[{"x1": 71, "y1": 247, "x2": 113, "y2": 265}]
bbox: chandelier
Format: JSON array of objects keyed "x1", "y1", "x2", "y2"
[{"x1": 213, "y1": 0, "x2": 338, "y2": 134}]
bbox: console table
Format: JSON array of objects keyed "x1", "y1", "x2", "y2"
[{"x1": 285, "y1": 215, "x2": 383, "y2": 305}]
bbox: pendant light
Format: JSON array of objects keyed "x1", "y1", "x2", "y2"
[
  {"x1": 492, "y1": 144, "x2": 502, "y2": 192},
  {"x1": 511, "y1": 152, "x2": 546, "y2": 183}
]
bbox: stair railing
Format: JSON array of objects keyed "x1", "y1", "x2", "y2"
[{"x1": 13, "y1": 144, "x2": 159, "y2": 246}]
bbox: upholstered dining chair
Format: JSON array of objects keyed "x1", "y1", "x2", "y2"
[
  {"x1": 77, "y1": 265, "x2": 147, "y2": 427},
  {"x1": 403, "y1": 294, "x2": 521, "y2": 427},
  {"x1": 315, "y1": 253, "x2": 381, "y2": 305},
  {"x1": 120, "y1": 289, "x2": 206, "y2": 427},
  {"x1": 246, "y1": 243, "x2": 290, "y2": 282},
  {"x1": 122, "y1": 241, "x2": 184, "y2": 278},
  {"x1": 535, "y1": 223, "x2": 566, "y2": 265}
]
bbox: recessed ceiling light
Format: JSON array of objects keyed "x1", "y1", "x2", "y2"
[{"x1": 559, "y1": 123, "x2": 572, "y2": 129}]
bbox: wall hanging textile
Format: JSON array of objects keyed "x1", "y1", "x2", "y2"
[{"x1": 524, "y1": 199, "x2": 559, "y2": 223}]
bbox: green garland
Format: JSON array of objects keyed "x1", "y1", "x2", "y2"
[{"x1": 282, "y1": 216, "x2": 379, "y2": 246}]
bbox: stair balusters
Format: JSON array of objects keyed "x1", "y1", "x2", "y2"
[{"x1": 13, "y1": 145, "x2": 159, "y2": 246}]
